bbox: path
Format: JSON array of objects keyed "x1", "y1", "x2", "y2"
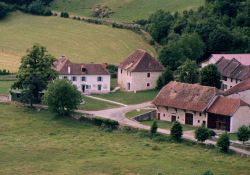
[
  {"x1": 78, "y1": 101, "x2": 250, "y2": 157},
  {"x1": 85, "y1": 95, "x2": 127, "y2": 107}
]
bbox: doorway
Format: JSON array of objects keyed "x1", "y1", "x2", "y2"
[
  {"x1": 82, "y1": 85, "x2": 85, "y2": 93},
  {"x1": 171, "y1": 115, "x2": 176, "y2": 122},
  {"x1": 185, "y1": 113, "x2": 193, "y2": 125}
]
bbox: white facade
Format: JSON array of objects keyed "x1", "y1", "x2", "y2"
[
  {"x1": 156, "y1": 106, "x2": 207, "y2": 127},
  {"x1": 118, "y1": 68, "x2": 162, "y2": 91},
  {"x1": 59, "y1": 74, "x2": 110, "y2": 94},
  {"x1": 222, "y1": 77, "x2": 241, "y2": 91},
  {"x1": 230, "y1": 106, "x2": 250, "y2": 132}
]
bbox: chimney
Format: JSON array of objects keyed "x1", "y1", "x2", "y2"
[{"x1": 68, "y1": 66, "x2": 71, "y2": 74}]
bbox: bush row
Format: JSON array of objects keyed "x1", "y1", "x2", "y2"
[
  {"x1": 79, "y1": 115, "x2": 119, "y2": 130},
  {"x1": 0, "y1": 69, "x2": 10, "y2": 75}
]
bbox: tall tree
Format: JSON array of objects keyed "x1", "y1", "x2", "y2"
[
  {"x1": 12, "y1": 44, "x2": 57, "y2": 106},
  {"x1": 157, "y1": 66, "x2": 174, "y2": 89},
  {"x1": 200, "y1": 64, "x2": 221, "y2": 89},
  {"x1": 176, "y1": 59, "x2": 199, "y2": 84},
  {"x1": 43, "y1": 79, "x2": 82, "y2": 116}
]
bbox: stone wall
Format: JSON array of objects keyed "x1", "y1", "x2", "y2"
[{"x1": 133, "y1": 110, "x2": 156, "y2": 122}]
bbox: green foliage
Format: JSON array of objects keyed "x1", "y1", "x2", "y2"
[
  {"x1": 60, "y1": 11, "x2": 69, "y2": 18},
  {"x1": 146, "y1": 0, "x2": 250, "y2": 65},
  {"x1": 195, "y1": 125, "x2": 209, "y2": 143},
  {"x1": 43, "y1": 79, "x2": 82, "y2": 116},
  {"x1": 150, "y1": 120, "x2": 158, "y2": 135},
  {"x1": 158, "y1": 33, "x2": 205, "y2": 69},
  {"x1": 237, "y1": 125, "x2": 250, "y2": 144},
  {"x1": 217, "y1": 132, "x2": 230, "y2": 153},
  {"x1": 200, "y1": 64, "x2": 221, "y2": 89},
  {"x1": 176, "y1": 59, "x2": 199, "y2": 84},
  {"x1": 0, "y1": 69, "x2": 10, "y2": 75},
  {"x1": 170, "y1": 122, "x2": 183, "y2": 142},
  {"x1": 12, "y1": 44, "x2": 57, "y2": 106},
  {"x1": 0, "y1": 2, "x2": 11, "y2": 19},
  {"x1": 106, "y1": 64, "x2": 118, "y2": 78},
  {"x1": 202, "y1": 171, "x2": 214, "y2": 175},
  {"x1": 208, "y1": 129, "x2": 216, "y2": 138},
  {"x1": 156, "y1": 66, "x2": 173, "y2": 89}
]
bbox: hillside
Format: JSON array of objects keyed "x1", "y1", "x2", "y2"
[
  {"x1": 0, "y1": 12, "x2": 155, "y2": 72},
  {"x1": 52, "y1": 0, "x2": 204, "y2": 21},
  {"x1": 1, "y1": 103, "x2": 250, "y2": 175}
]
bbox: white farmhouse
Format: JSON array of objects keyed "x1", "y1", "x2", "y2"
[
  {"x1": 54, "y1": 56, "x2": 110, "y2": 94},
  {"x1": 118, "y1": 49, "x2": 164, "y2": 92}
]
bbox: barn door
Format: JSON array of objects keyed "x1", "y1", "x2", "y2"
[{"x1": 185, "y1": 113, "x2": 193, "y2": 125}]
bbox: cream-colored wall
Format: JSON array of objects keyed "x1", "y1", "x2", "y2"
[
  {"x1": 157, "y1": 106, "x2": 207, "y2": 127},
  {"x1": 59, "y1": 74, "x2": 110, "y2": 94},
  {"x1": 222, "y1": 78, "x2": 240, "y2": 91},
  {"x1": 228, "y1": 90, "x2": 250, "y2": 105},
  {"x1": 230, "y1": 106, "x2": 250, "y2": 133},
  {"x1": 118, "y1": 68, "x2": 162, "y2": 91}
]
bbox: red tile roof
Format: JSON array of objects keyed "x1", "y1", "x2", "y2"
[
  {"x1": 55, "y1": 56, "x2": 110, "y2": 75},
  {"x1": 119, "y1": 49, "x2": 164, "y2": 72},
  {"x1": 224, "y1": 78, "x2": 250, "y2": 96},
  {"x1": 207, "y1": 96, "x2": 248, "y2": 116},
  {"x1": 152, "y1": 81, "x2": 219, "y2": 112}
]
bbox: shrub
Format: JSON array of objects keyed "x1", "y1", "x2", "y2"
[
  {"x1": 150, "y1": 120, "x2": 158, "y2": 135},
  {"x1": 61, "y1": 11, "x2": 69, "y2": 18},
  {"x1": 0, "y1": 69, "x2": 10, "y2": 75},
  {"x1": 237, "y1": 125, "x2": 250, "y2": 144},
  {"x1": 208, "y1": 129, "x2": 216, "y2": 138},
  {"x1": 93, "y1": 117, "x2": 119, "y2": 130},
  {"x1": 170, "y1": 122, "x2": 183, "y2": 142},
  {"x1": 195, "y1": 125, "x2": 209, "y2": 143},
  {"x1": 217, "y1": 132, "x2": 230, "y2": 153},
  {"x1": 27, "y1": 0, "x2": 52, "y2": 16},
  {"x1": 202, "y1": 171, "x2": 214, "y2": 175}
]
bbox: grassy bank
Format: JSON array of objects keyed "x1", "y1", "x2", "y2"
[
  {"x1": 0, "y1": 104, "x2": 250, "y2": 175},
  {"x1": 52, "y1": 0, "x2": 204, "y2": 21},
  {"x1": 0, "y1": 12, "x2": 155, "y2": 72},
  {"x1": 0, "y1": 80, "x2": 14, "y2": 95}
]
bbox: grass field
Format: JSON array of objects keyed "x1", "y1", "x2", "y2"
[
  {"x1": 0, "y1": 103, "x2": 250, "y2": 175},
  {"x1": 0, "y1": 81, "x2": 14, "y2": 95},
  {"x1": 0, "y1": 12, "x2": 155, "y2": 72},
  {"x1": 80, "y1": 96, "x2": 120, "y2": 111},
  {"x1": 94, "y1": 90, "x2": 159, "y2": 105},
  {"x1": 52, "y1": 0, "x2": 204, "y2": 21},
  {"x1": 141, "y1": 120, "x2": 196, "y2": 131}
]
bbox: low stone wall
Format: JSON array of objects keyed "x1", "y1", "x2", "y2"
[{"x1": 133, "y1": 110, "x2": 156, "y2": 122}]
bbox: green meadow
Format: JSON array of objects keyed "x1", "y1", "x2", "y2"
[
  {"x1": 0, "y1": 104, "x2": 250, "y2": 175},
  {"x1": 0, "y1": 12, "x2": 155, "y2": 72},
  {"x1": 52, "y1": 0, "x2": 204, "y2": 21}
]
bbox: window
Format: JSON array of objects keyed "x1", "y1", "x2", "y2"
[
  {"x1": 231, "y1": 78, "x2": 233, "y2": 82},
  {"x1": 163, "y1": 114, "x2": 165, "y2": 117},
  {"x1": 222, "y1": 84, "x2": 228, "y2": 90},
  {"x1": 198, "y1": 120, "x2": 200, "y2": 123},
  {"x1": 147, "y1": 73, "x2": 151, "y2": 78},
  {"x1": 147, "y1": 83, "x2": 150, "y2": 87},
  {"x1": 82, "y1": 76, "x2": 86, "y2": 81},
  {"x1": 81, "y1": 67, "x2": 86, "y2": 73},
  {"x1": 63, "y1": 76, "x2": 67, "y2": 79},
  {"x1": 86, "y1": 85, "x2": 91, "y2": 89},
  {"x1": 202, "y1": 121, "x2": 206, "y2": 126},
  {"x1": 175, "y1": 108, "x2": 177, "y2": 113},
  {"x1": 224, "y1": 77, "x2": 227, "y2": 81},
  {"x1": 199, "y1": 113, "x2": 202, "y2": 117},
  {"x1": 121, "y1": 69, "x2": 123, "y2": 74},
  {"x1": 98, "y1": 85, "x2": 102, "y2": 91},
  {"x1": 72, "y1": 76, "x2": 77, "y2": 81},
  {"x1": 97, "y1": 76, "x2": 103, "y2": 82},
  {"x1": 236, "y1": 79, "x2": 238, "y2": 84}
]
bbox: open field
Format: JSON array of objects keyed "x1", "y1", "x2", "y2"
[
  {"x1": 0, "y1": 104, "x2": 250, "y2": 175},
  {"x1": 141, "y1": 120, "x2": 196, "y2": 131},
  {"x1": 0, "y1": 81, "x2": 14, "y2": 95},
  {"x1": 52, "y1": 0, "x2": 204, "y2": 21},
  {"x1": 94, "y1": 90, "x2": 159, "y2": 105},
  {"x1": 0, "y1": 12, "x2": 155, "y2": 72},
  {"x1": 80, "y1": 96, "x2": 120, "y2": 111}
]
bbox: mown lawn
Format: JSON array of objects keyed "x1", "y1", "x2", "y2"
[
  {"x1": 0, "y1": 104, "x2": 250, "y2": 175},
  {"x1": 0, "y1": 80, "x2": 14, "y2": 95},
  {"x1": 125, "y1": 109, "x2": 153, "y2": 119},
  {"x1": 141, "y1": 120, "x2": 196, "y2": 131},
  {"x1": 0, "y1": 12, "x2": 155, "y2": 72},
  {"x1": 52, "y1": 0, "x2": 204, "y2": 21},
  {"x1": 80, "y1": 96, "x2": 120, "y2": 111},
  {"x1": 94, "y1": 90, "x2": 159, "y2": 105}
]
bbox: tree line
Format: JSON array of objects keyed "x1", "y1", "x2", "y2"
[
  {"x1": 137, "y1": 0, "x2": 249, "y2": 70},
  {"x1": 0, "y1": 0, "x2": 53, "y2": 19}
]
